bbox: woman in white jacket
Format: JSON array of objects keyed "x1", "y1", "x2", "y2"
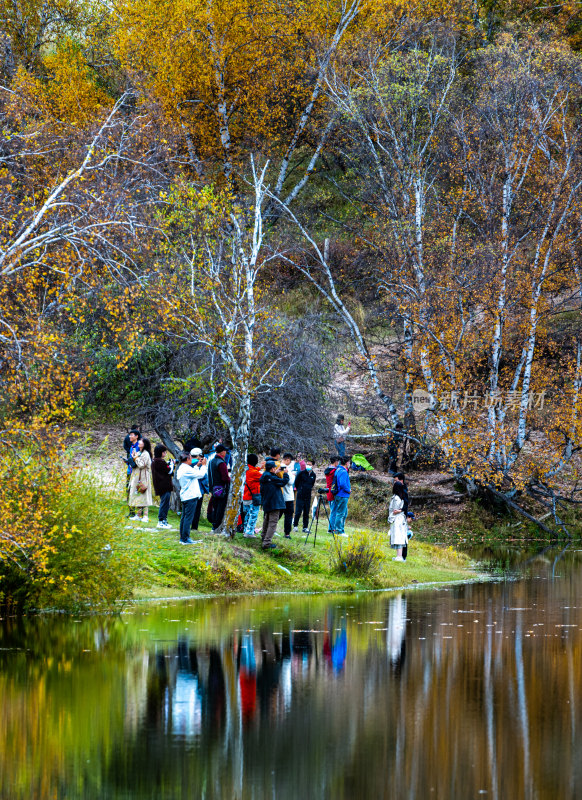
[
  {"x1": 176, "y1": 452, "x2": 208, "y2": 544},
  {"x1": 388, "y1": 490, "x2": 408, "y2": 562}
]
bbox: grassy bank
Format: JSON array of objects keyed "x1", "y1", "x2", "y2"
[{"x1": 112, "y1": 500, "x2": 477, "y2": 599}]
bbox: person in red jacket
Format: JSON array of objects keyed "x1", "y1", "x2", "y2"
[
  {"x1": 324, "y1": 455, "x2": 340, "y2": 533},
  {"x1": 243, "y1": 454, "x2": 263, "y2": 538}
]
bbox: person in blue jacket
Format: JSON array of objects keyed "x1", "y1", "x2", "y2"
[{"x1": 328, "y1": 456, "x2": 351, "y2": 536}]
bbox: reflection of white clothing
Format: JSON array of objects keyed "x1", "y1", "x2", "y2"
[
  {"x1": 389, "y1": 494, "x2": 408, "y2": 546},
  {"x1": 387, "y1": 594, "x2": 407, "y2": 663},
  {"x1": 170, "y1": 674, "x2": 202, "y2": 737}
]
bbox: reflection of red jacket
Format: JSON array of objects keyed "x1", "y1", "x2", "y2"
[
  {"x1": 239, "y1": 671, "x2": 256, "y2": 724},
  {"x1": 325, "y1": 466, "x2": 336, "y2": 502},
  {"x1": 243, "y1": 466, "x2": 262, "y2": 501}
]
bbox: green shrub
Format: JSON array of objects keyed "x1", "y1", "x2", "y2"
[
  {"x1": 328, "y1": 530, "x2": 384, "y2": 577},
  {"x1": 1, "y1": 462, "x2": 138, "y2": 612}
]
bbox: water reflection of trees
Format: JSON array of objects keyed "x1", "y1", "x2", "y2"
[{"x1": 3, "y1": 558, "x2": 582, "y2": 798}]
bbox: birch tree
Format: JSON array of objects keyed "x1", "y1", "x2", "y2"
[
  {"x1": 112, "y1": 0, "x2": 361, "y2": 201},
  {"x1": 154, "y1": 161, "x2": 297, "y2": 536}
]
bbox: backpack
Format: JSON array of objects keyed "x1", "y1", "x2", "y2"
[{"x1": 330, "y1": 472, "x2": 340, "y2": 496}]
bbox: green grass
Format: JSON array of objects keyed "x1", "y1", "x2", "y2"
[{"x1": 112, "y1": 498, "x2": 477, "y2": 599}]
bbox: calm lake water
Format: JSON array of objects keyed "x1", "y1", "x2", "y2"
[{"x1": 2, "y1": 543, "x2": 582, "y2": 799}]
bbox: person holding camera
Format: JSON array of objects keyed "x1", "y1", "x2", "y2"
[
  {"x1": 259, "y1": 460, "x2": 289, "y2": 550},
  {"x1": 189, "y1": 448, "x2": 207, "y2": 532},
  {"x1": 242, "y1": 454, "x2": 263, "y2": 538},
  {"x1": 280, "y1": 453, "x2": 297, "y2": 537},
  {"x1": 328, "y1": 455, "x2": 351, "y2": 536},
  {"x1": 333, "y1": 415, "x2": 351, "y2": 458},
  {"x1": 121, "y1": 428, "x2": 140, "y2": 515},
  {"x1": 293, "y1": 459, "x2": 316, "y2": 533},
  {"x1": 176, "y1": 451, "x2": 208, "y2": 544}
]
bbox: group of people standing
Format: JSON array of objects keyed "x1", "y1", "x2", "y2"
[
  {"x1": 243, "y1": 450, "x2": 351, "y2": 550},
  {"x1": 123, "y1": 428, "x2": 231, "y2": 543},
  {"x1": 122, "y1": 422, "x2": 413, "y2": 561}
]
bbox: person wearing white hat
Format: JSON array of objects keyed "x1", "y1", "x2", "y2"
[
  {"x1": 176, "y1": 451, "x2": 208, "y2": 544},
  {"x1": 189, "y1": 448, "x2": 205, "y2": 532}
]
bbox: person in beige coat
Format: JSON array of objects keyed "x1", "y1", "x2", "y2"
[{"x1": 128, "y1": 437, "x2": 153, "y2": 520}]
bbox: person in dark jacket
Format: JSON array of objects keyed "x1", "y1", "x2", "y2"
[
  {"x1": 208, "y1": 444, "x2": 231, "y2": 530},
  {"x1": 152, "y1": 444, "x2": 174, "y2": 529},
  {"x1": 259, "y1": 460, "x2": 289, "y2": 550},
  {"x1": 293, "y1": 460, "x2": 316, "y2": 532}
]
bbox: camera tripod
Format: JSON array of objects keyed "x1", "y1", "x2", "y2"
[{"x1": 304, "y1": 492, "x2": 331, "y2": 547}]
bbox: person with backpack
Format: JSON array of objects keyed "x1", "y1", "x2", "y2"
[
  {"x1": 207, "y1": 444, "x2": 230, "y2": 531},
  {"x1": 328, "y1": 455, "x2": 351, "y2": 537},
  {"x1": 324, "y1": 455, "x2": 340, "y2": 533},
  {"x1": 293, "y1": 459, "x2": 316, "y2": 533},
  {"x1": 152, "y1": 444, "x2": 174, "y2": 530},
  {"x1": 259, "y1": 460, "x2": 289, "y2": 550},
  {"x1": 243, "y1": 454, "x2": 263, "y2": 538}
]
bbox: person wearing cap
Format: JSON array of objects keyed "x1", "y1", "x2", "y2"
[
  {"x1": 176, "y1": 451, "x2": 208, "y2": 544},
  {"x1": 208, "y1": 443, "x2": 231, "y2": 530},
  {"x1": 259, "y1": 460, "x2": 289, "y2": 550},
  {"x1": 189, "y1": 447, "x2": 207, "y2": 532}
]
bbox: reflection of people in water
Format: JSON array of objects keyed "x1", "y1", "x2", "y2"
[
  {"x1": 239, "y1": 633, "x2": 257, "y2": 726},
  {"x1": 332, "y1": 626, "x2": 347, "y2": 673},
  {"x1": 144, "y1": 640, "x2": 226, "y2": 740},
  {"x1": 387, "y1": 594, "x2": 407, "y2": 676},
  {"x1": 204, "y1": 648, "x2": 226, "y2": 734},
  {"x1": 323, "y1": 610, "x2": 347, "y2": 673},
  {"x1": 257, "y1": 626, "x2": 282, "y2": 718},
  {"x1": 171, "y1": 638, "x2": 202, "y2": 738}
]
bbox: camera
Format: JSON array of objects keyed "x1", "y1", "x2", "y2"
[{"x1": 317, "y1": 487, "x2": 327, "y2": 495}]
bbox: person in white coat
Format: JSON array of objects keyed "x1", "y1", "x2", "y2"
[
  {"x1": 280, "y1": 453, "x2": 297, "y2": 538},
  {"x1": 388, "y1": 489, "x2": 408, "y2": 562},
  {"x1": 176, "y1": 451, "x2": 208, "y2": 544}
]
